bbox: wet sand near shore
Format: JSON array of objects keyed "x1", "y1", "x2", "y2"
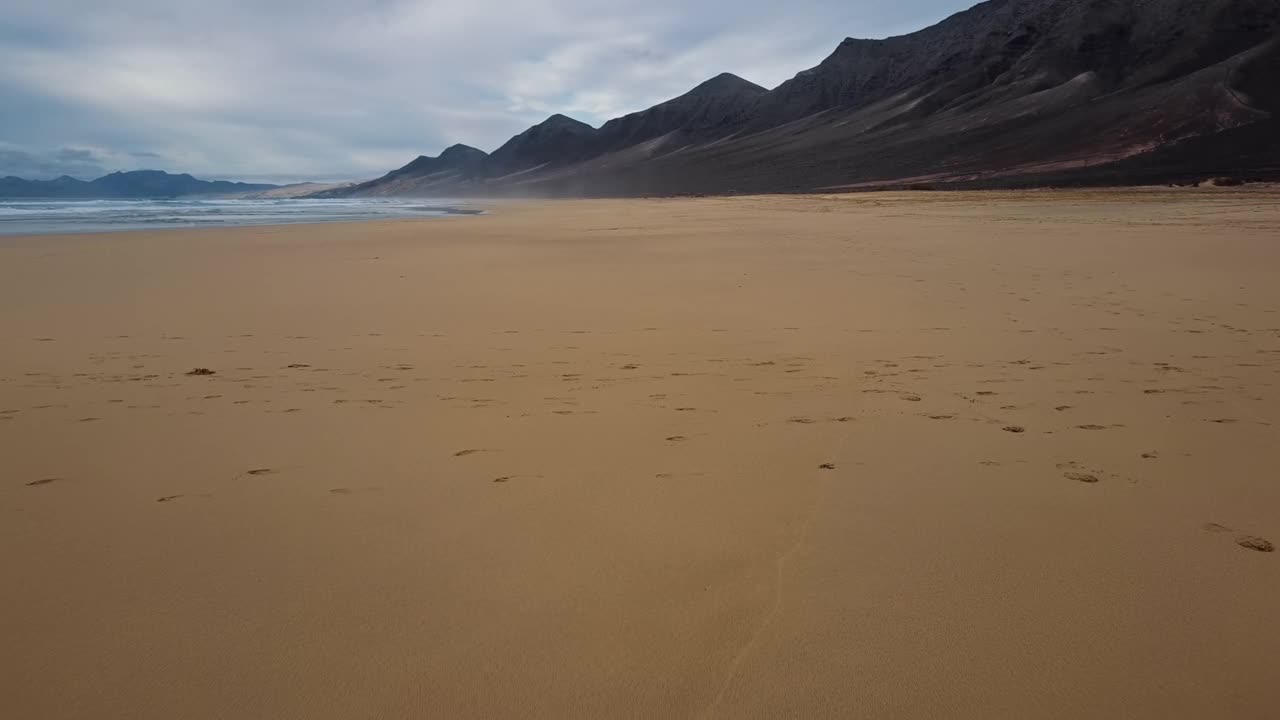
[{"x1": 3, "y1": 190, "x2": 1279, "y2": 718}]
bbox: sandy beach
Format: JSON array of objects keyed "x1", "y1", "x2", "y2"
[{"x1": 3, "y1": 190, "x2": 1279, "y2": 718}]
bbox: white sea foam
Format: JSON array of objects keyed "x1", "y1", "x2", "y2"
[{"x1": 0, "y1": 198, "x2": 475, "y2": 235}]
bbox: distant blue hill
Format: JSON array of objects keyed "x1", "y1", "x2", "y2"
[{"x1": 0, "y1": 170, "x2": 278, "y2": 199}]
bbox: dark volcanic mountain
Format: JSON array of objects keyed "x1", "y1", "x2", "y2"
[
  {"x1": 591, "y1": 73, "x2": 767, "y2": 155},
  {"x1": 385, "y1": 144, "x2": 489, "y2": 180},
  {"x1": 486, "y1": 114, "x2": 598, "y2": 177},
  {"x1": 322, "y1": 144, "x2": 490, "y2": 197},
  {"x1": 331, "y1": 0, "x2": 1280, "y2": 198},
  {"x1": 0, "y1": 170, "x2": 277, "y2": 199}
]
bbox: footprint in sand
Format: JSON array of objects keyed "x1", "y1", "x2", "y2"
[
  {"x1": 900, "y1": 394, "x2": 923, "y2": 402},
  {"x1": 1204, "y1": 524, "x2": 1275, "y2": 552},
  {"x1": 788, "y1": 417, "x2": 817, "y2": 424},
  {"x1": 927, "y1": 414, "x2": 955, "y2": 420},
  {"x1": 493, "y1": 474, "x2": 543, "y2": 483},
  {"x1": 819, "y1": 463, "x2": 836, "y2": 470},
  {"x1": 1237, "y1": 536, "x2": 1275, "y2": 553},
  {"x1": 1064, "y1": 471, "x2": 1100, "y2": 484},
  {"x1": 1076, "y1": 424, "x2": 1108, "y2": 430}
]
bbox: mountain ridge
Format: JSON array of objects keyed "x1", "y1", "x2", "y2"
[
  {"x1": 0, "y1": 170, "x2": 278, "y2": 199},
  {"x1": 334, "y1": 0, "x2": 1280, "y2": 197}
]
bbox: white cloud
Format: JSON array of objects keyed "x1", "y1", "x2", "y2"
[{"x1": 0, "y1": 0, "x2": 973, "y2": 182}]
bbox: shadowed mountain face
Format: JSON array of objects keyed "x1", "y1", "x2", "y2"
[
  {"x1": 487, "y1": 114, "x2": 599, "y2": 177},
  {"x1": 332, "y1": 0, "x2": 1280, "y2": 198},
  {"x1": 592, "y1": 73, "x2": 767, "y2": 154},
  {"x1": 388, "y1": 144, "x2": 489, "y2": 180},
  {"x1": 0, "y1": 171, "x2": 277, "y2": 199},
  {"x1": 322, "y1": 144, "x2": 492, "y2": 197}
]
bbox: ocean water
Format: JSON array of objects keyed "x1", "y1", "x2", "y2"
[{"x1": 0, "y1": 198, "x2": 479, "y2": 236}]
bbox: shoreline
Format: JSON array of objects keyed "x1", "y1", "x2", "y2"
[{"x1": 0, "y1": 199, "x2": 489, "y2": 238}]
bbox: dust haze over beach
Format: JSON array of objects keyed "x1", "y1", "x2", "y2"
[{"x1": 3, "y1": 191, "x2": 1279, "y2": 718}]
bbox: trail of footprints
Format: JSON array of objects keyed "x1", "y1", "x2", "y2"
[{"x1": 9, "y1": 330, "x2": 1279, "y2": 554}]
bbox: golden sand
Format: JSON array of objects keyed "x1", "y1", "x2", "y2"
[{"x1": 3, "y1": 191, "x2": 1279, "y2": 718}]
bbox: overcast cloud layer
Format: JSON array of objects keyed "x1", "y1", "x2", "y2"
[{"x1": 2, "y1": 0, "x2": 970, "y2": 183}]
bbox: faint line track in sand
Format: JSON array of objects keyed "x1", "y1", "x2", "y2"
[{"x1": 698, "y1": 425, "x2": 852, "y2": 719}]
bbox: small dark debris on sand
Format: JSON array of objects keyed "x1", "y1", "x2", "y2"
[
  {"x1": 819, "y1": 463, "x2": 836, "y2": 470},
  {"x1": 1064, "y1": 471, "x2": 1100, "y2": 484},
  {"x1": 1003, "y1": 426, "x2": 1026, "y2": 434},
  {"x1": 26, "y1": 477, "x2": 61, "y2": 486},
  {"x1": 246, "y1": 468, "x2": 276, "y2": 476},
  {"x1": 186, "y1": 368, "x2": 216, "y2": 376},
  {"x1": 156, "y1": 495, "x2": 183, "y2": 503}
]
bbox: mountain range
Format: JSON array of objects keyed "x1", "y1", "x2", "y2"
[
  {"x1": 324, "y1": 0, "x2": 1280, "y2": 197},
  {"x1": 0, "y1": 171, "x2": 277, "y2": 199},
  {"x1": 5, "y1": 0, "x2": 1276, "y2": 200}
]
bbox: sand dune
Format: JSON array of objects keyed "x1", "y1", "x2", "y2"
[{"x1": 2, "y1": 190, "x2": 1278, "y2": 718}]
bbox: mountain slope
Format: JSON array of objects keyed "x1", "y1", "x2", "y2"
[
  {"x1": 746, "y1": 0, "x2": 1279, "y2": 131},
  {"x1": 592, "y1": 73, "x2": 767, "y2": 155},
  {"x1": 317, "y1": 144, "x2": 489, "y2": 197},
  {"x1": 486, "y1": 114, "x2": 598, "y2": 177}
]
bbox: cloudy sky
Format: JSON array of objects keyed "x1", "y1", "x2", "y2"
[{"x1": 2, "y1": 0, "x2": 971, "y2": 184}]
